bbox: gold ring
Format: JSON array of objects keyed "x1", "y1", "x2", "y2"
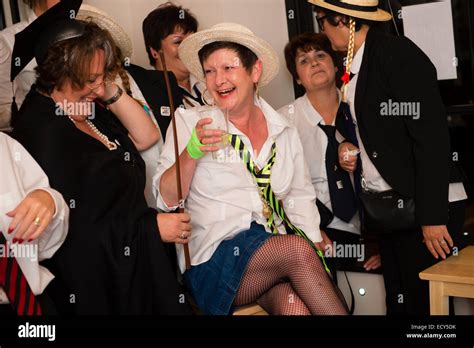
[
  {"x1": 440, "y1": 240, "x2": 446, "y2": 244},
  {"x1": 34, "y1": 217, "x2": 41, "y2": 226}
]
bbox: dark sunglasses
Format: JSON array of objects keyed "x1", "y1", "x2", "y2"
[{"x1": 316, "y1": 15, "x2": 327, "y2": 32}]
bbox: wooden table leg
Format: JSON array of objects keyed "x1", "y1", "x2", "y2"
[{"x1": 430, "y1": 281, "x2": 449, "y2": 315}]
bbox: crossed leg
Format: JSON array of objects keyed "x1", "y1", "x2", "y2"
[
  {"x1": 234, "y1": 234, "x2": 348, "y2": 315},
  {"x1": 256, "y1": 282, "x2": 311, "y2": 315}
]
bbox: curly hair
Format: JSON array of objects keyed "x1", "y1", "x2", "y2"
[{"x1": 35, "y1": 21, "x2": 119, "y2": 94}]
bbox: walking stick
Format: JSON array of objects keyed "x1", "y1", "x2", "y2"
[{"x1": 159, "y1": 51, "x2": 191, "y2": 270}]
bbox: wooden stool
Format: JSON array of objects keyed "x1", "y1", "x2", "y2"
[
  {"x1": 419, "y1": 246, "x2": 474, "y2": 315},
  {"x1": 233, "y1": 303, "x2": 268, "y2": 315}
]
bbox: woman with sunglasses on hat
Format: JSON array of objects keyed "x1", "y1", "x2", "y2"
[
  {"x1": 309, "y1": 0, "x2": 468, "y2": 315},
  {"x1": 155, "y1": 23, "x2": 348, "y2": 315},
  {"x1": 12, "y1": 0, "x2": 192, "y2": 315},
  {"x1": 279, "y1": 32, "x2": 381, "y2": 279}
]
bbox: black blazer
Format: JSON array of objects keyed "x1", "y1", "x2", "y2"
[
  {"x1": 337, "y1": 28, "x2": 463, "y2": 226},
  {"x1": 126, "y1": 64, "x2": 183, "y2": 141}
]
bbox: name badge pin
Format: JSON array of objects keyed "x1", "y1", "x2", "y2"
[{"x1": 160, "y1": 106, "x2": 171, "y2": 117}]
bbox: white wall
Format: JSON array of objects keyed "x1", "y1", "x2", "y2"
[{"x1": 83, "y1": 0, "x2": 295, "y2": 109}]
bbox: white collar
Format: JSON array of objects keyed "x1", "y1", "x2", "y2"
[
  {"x1": 302, "y1": 91, "x2": 341, "y2": 127},
  {"x1": 180, "y1": 74, "x2": 203, "y2": 94},
  {"x1": 228, "y1": 96, "x2": 291, "y2": 139},
  {"x1": 350, "y1": 41, "x2": 366, "y2": 75},
  {"x1": 189, "y1": 74, "x2": 201, "y2": 90}
]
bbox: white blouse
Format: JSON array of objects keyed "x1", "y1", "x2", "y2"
[
  {"x1": 279, "y1": 95, "x2": 360, "y2": 235},
  {"x1": 154, "y1": 97, "x2": 321, "y2": 273},
  {"x1": 0, "y1": 132, "x2": 68, "y2": 302}
]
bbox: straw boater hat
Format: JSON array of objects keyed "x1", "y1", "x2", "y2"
[
  {"x1": 178, "y1": 23, "x2": 279, "y2": 87},
  {"x1": 308, "y1": 0, "x2": 392, "y2": 21},
  {"x1": 77, "y1": 4, "x2": 133, "y2": 59}
]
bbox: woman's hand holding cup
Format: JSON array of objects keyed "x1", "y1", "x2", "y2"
[{"x1": 196, "y1": 118, "x2": 227, "y2": 153}]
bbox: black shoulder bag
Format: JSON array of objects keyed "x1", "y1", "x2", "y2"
[{"x1": 359, "y1": 175, "x2": 417, "y2": 233}]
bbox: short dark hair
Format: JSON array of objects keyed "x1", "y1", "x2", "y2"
[
  {"x1": 313, "y1": 6, "x2": 374, "y2": 32},
  {"x1": 284, "y1": 32, "x2": 338, "y2": 81},
  {"x1": 142, "y1": 2, "x2": 198, "y2": 66},
  {"x1": 36, "y1": 21, "x2": 118, "y2": 94},
  {"x1": 198, "y1": 41, "x2": 258, "y2": 75}
]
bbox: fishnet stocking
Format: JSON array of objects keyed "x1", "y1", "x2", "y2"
[
  {"x1": 257, "y1": 282, "x2": 311, "y2": 315},
  {"x1": 234, "y1": 235, "x2": 348, "y2": 315}
]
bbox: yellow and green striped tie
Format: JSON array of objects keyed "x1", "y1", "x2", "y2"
[{"x1": 229, "y1": 134, "x2": 330, "y2": 273}]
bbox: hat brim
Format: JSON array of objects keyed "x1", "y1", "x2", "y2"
[
  {"x1": 77, "y1": 5, "x2": 133, "y2": 59},
  {"x1": 309, "y1": 0, "x2": 392, "y2": 21},
  {"x1": 178, "y1": 28, "x2": 279, "y2": 87}
]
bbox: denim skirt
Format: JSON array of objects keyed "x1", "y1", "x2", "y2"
[{"x1": 184, "y1": 222, "x2": 272, "y2": 315}]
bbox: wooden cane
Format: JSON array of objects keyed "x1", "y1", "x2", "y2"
[{"x1": 159, "y1": 50, "x2": 191, "y2": 270}]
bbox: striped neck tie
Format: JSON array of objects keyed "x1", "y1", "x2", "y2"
[
  {"x1": 0, "y1": 233, "x2": 42, "y2": 315},
  {"x1": 228, "y1": 134, "x2": 330, "y2": 273}
]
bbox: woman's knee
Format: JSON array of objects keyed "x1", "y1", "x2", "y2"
[
  {"x1": 283, "y1": 235, "x2": 320, "y2": 266},
  {"x1": 259, "y1": 283, "x2": 311, "y2": 315}
]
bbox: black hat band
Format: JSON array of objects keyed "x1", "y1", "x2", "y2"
[{"x1": 324, "y1": 0, "x2": 378, "y2": 12}]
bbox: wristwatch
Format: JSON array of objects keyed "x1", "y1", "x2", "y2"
[{"x1": 102, "y1": 85, "x2": 123, "y2": 106}]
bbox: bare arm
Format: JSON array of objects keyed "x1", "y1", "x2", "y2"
[{"x1": 103, "y1": 83, "x2": 160, "y2": 151}]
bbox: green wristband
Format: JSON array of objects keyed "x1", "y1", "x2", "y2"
[{"x1": 186, "y1": 128, "x2": 205, "y2": 159}]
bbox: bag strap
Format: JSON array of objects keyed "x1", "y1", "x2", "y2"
[{"x1": 343, "y1": 271, "x2": 355, "y2": 315}]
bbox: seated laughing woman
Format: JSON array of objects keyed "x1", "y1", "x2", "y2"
[{"x1": 155, "y1": 23, "x2": 348, "y2": 315}]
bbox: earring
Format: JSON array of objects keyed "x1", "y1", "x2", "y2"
[
  {"x1": 201, "y1": 88, "x2": 215, "y2": 106},
  {"x1": 254, "y1": 82, "x2": 260, "y2": 98}
]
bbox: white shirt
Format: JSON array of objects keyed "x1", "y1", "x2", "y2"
[
  {"x1": 348, "y1": 43, "x2": 467, "y2": 202},
  {"x1": 154, "y1": 97, "x2": 321, "y2": 273},
  {"x1": 0, "y1": 10, "x2": 38, "y2": 130},
  {"x1": 0, "y1": 132, "x2": 68, "y2": 303},
  {"x1": 279, "y1": 95, "x2": 360, "y2": 235}
]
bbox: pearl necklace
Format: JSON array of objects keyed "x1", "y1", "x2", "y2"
[{"x1": 68, "y1": 116, "x2": 118, "y2": 151}]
